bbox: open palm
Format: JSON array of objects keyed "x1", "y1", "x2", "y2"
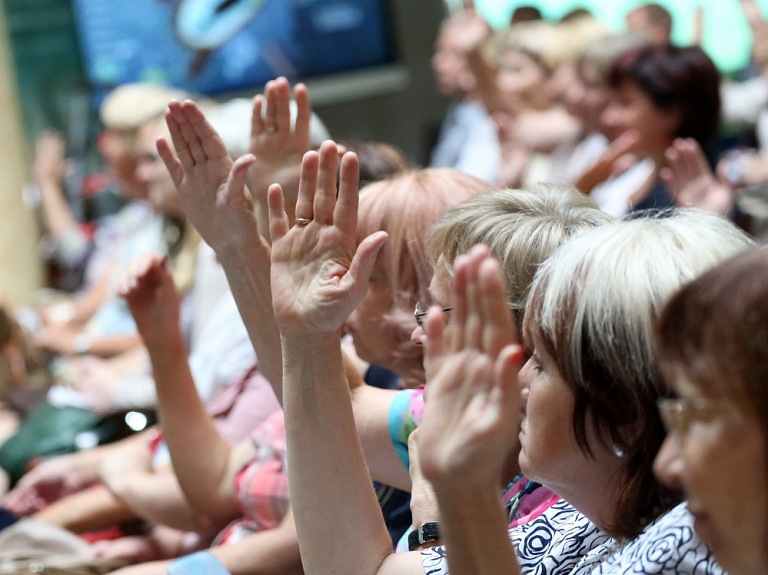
[{"x1": 268, "y1": 141, "x2": 387, "y2": 338}]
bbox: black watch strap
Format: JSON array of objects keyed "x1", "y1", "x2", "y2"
[{"x1": 408, "y1": 521, "x2": 441, "y2": 551}]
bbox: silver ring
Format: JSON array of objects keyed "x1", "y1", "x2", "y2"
[{"x1": 294, "y1": 217, "x2": 312, "y2": 226}]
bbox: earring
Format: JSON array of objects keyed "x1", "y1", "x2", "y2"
[{"x1": 612, "y1": 444, "x2": 626, "y2": 458}]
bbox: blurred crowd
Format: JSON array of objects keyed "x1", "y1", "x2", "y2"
[{"x1": 0, "y1": 2, "x2": 765, "y2": 575}]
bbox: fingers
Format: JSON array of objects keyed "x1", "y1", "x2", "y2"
[
  {"x1": 608, "y1": 130, "x2": 640, "y2": 162},
  {"x1": 313, "y1": 141, "x2": 341, "y2": 225},
  {"x1": 251, "y1": 94, "x2": 266, "y2": 137},
  {"x1": 272, "y1": 77, "x2": 292, "y2": 134},
  {"x1": 294, "y1": 150, "x2": 319, "y2": 221},
  {"x1": 450, "y1": 253, "x2": 469, "y2": 351},
  {"x1": 167, "y1": 100, "x2": 207, "y2": 165},
  {"x1": 462, "y1": 246, "x2": 484, "y2": 350},
  {"x1": 293, "y1": 83, "x2": 311, "y2": 144},
  {"x1": 265, "y1": 79, "x2": 279, "y2": 133},
  {"x1": 424, "y1": 305, "x2": 449, "y2": 367},
  {"x1": 450, "y1": 245, "x2": 490, "y2": 351},
  {"x1": 333, "y1": 152, "x2": 360, "y2": 234},
  {"x1": 741, "y1": 0, "x2": 763, "y2": 31},
  {"x1": 156, "y1": 136, "x2": 184, "y2": 189},
  {"x1": 116, "y1": 253, "x2": 168, "y2": 299},
  {"x1": 227, "y1": 154, "x2": 258, "y2": 205},
  {"x1": 267, "y1": 183, "x2": 290, "y2": 241},
  {"x1": 180, "y1": 100, "x2": 230, "y2": 161},
  {"x1": 478, "y1": 256, "x2": 518, "y2": 355},
  {"x1": 164, "y1": 104, "x2": 195, "y2": 173},
  {"x1": 347, "y1": 231, "x2": 388, "y2": 292},
  {"x1": 494, "y1": 344, "x2": 524, "y2": 400}
]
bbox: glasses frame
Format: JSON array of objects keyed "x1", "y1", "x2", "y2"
[
  {"x1": 414, "y1": 302, "x2": 454, "y2": 329},
  {"x1": 657, "y1": 397, "x2": 737, "y2": 440}
]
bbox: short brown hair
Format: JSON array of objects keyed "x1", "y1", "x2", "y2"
[
  {"x1": 656, "y1": 247, "x2": 768, "y2": 461},
  {"x1": 523, "y1": 210, "x2": 753, "y2": 538}
]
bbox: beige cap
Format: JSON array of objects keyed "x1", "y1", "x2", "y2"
[{"x1": 99, "y1": 83, "x2": 190, "y2": 131}]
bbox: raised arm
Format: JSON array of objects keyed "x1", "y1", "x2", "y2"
[
  {"x1": 159, "y1": 96, "x2": 282, "y2": 396},
  {"x1": 119, "y1": 253, "x2": 249, "y2": 529},
  {"x1": 33, "y1": 131, "x2": 80, "y2": 242},
  {"x1": 247, "y1": 77, "x2": 313, "y2": 239},
  {"x1": 268, "y1": 142, "x2": 422, "y2": 575},
  {"x1": 417, "y1": 246, "x2": 523, "y2": 575}
]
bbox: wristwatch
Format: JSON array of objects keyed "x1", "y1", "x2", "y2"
[{"x1": 408, "y1": 521, "x2": 441, "y2": 551}]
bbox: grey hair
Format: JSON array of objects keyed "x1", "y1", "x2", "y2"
[
  {"x1": 523, "y1": 208, "x2": 754, "y2": 538},
  {"x1": 426, "y1": 183, "x2": 614, "y2": 328}
]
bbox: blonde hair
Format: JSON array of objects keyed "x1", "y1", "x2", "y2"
[
  {"x1": 549, "y1": 15, "x2": 612, "y2": 68},
  {"x1": 579, "y1": 32, "x2": 651, "y2": 81},
  {"x1": 523, "y1": 209, "x2": 754, "y2": 538},
  {"x1": 356, "y1": 169, "x2": 494, "y2": 365},
  {"x1": 427, "y1": 184, "x2": 613, "y2": 328}
]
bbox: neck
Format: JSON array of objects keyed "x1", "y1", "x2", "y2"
[{"x1": 542, "y1": 457, "x2": 626, "y2": 538}]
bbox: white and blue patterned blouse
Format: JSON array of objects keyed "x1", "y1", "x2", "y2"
[{"x1": 420, "y1": 501, "x2": 722, "y2": 575}]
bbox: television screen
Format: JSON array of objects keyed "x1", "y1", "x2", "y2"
[{"x1": 71, "y1": 0, "x2": 396, "y2": 95}]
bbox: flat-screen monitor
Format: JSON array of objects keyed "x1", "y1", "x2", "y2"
[{"x1": 71, "y1": 0, "x2": 397, "y2": 96}]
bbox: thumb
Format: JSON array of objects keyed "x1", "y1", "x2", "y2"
[
  {"x1": 347, "y1": 231, "x2": 388, "y2": 291},
  {"x1": 227, "y1": 154, "x2": 257, "y2": 203}
]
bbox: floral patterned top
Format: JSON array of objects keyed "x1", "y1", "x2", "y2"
[{"x1": 420, "y1": 501, "x2": 722, "y2": 575}]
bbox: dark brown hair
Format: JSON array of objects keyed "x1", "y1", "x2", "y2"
[
  {"x1": 609, "y1": 44, "x2": 721, "y2": 147},
  {"x1": 656, "y1": 248, "x2": 768, "y2": 456}
]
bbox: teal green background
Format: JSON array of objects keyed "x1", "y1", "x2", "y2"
[{"x1": 447, "y1": 0, "x2": 768, "y2": 74}]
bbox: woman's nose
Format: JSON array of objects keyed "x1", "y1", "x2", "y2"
[
  {"x1": 411, "y1": 324, "x2": 426, "y2": 347},
  {"x1": 653, "y1": 435, "x2": 684, "y2": 490}
]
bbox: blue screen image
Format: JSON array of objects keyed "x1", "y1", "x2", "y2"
[{"x1": 72, "y1": 0, "x2": 395, "y2": 94}]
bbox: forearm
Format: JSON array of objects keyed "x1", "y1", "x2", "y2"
[
  {"x1": 282, "y1": 335, "x2": 393, "y2": 575},
  {"x1": 216, "y1": 241, "x2": 283, "y2": 400},
  {"x1": 33, "y1": 484, "x2": 136, "y2": 533},
  {"x1": 37, "y1": 178, "x2": 79, "y2": 240},
  {"x1": 434, "y1": 486, "x2": 519, "y2": 575},
  {"x1": 467, "y1": 51, "x2": 523, "y2": 118},
  {"x1": 210, "y1": 509, "x2": 303, "y2": 575},
  {"x1": 350, "y1": 384, "x2": 412, "y2": 491},
  {"x1": 146, "y1": 331, "x2": 238, "y2": 525},
  {"x1": 105, "y1": 466, "x2": 212, "y2": 532},
  {"x1": 87, "y1": 334, "x2": 143, "y2": 358}
]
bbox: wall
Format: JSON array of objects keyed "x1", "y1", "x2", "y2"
[
  {"x1": 0, "y1": 0, "x2": 44, "y2": 306},
  {"x1": 311, "y1": 0, "x2": 450, "y2": 166},
  {"x1": 0, "y1": 0, "x2": 450, "y2": 303}
]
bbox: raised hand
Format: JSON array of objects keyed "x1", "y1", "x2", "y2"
[
  {"x1": 418, "y1": 245, "x2": 524, "y2": 494},
  {"x1": 575, "y1": 130, "x2": 640, "y2": 194},
  {"x1": 117, "y1": 253, "x2": 181, "y2": 350},
  {"x1": 33, "y1": 131, "x2": 67, "y2": 186},
  {"x1": 661, "y1": 138, "x2": 734, "y2": 216},
  {"x1": 159, "y1": 100, "x2": 265, "y2": 253},
  {"x1": 739, "y1": 0, "x2": 768, "y2": 75},
  {"x1": 449, "y1": 9, "x2": 491, "y2": 54},
  {"x1": 248, "y1": 77, "x2": 312, "y2": 206},
  {"x1": 268, "y1": 141, "x2": 387, "y2": 338}
]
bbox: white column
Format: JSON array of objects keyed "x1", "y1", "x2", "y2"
[{"x1": 0, "y1": 1, "x2": 44, "y2": 306}]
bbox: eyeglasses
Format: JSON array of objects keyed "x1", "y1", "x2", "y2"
[
  {"x1": 657, "y1": 397, "x2": 736, "y2": 439},
  {"x1": 414, "y1": 302, "x2": 454, "y2": 329}
]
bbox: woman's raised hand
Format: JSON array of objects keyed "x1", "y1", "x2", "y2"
[
  {"x1": 268, "y1": 140, "x2": 387, "y2": 338},
  {"x1": 418, "y1": 245, "x2": 524, "y2": 494},
  {"x1": 118, "y1": 253, "x2": 182, "y2": 350},
  {"x1": 158, "y1": 100, "x2": 263, "y2": 252},
  {"x1": 248, "y1": 77, "x2": 312, "y2": 205}
]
